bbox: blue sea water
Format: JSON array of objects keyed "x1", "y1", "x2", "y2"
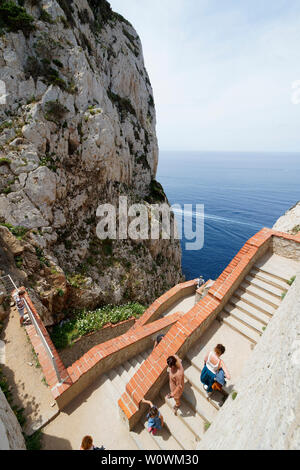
[{"x1": 157, "y1": 151, "x2": 300, "y2": 282}]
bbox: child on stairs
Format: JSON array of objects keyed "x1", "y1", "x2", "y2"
[{"x1": 142, "y1": 399, "x2": 164, "y2": 436}]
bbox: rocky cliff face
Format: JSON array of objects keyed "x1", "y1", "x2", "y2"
[
  {"x1": 0, "y1": 388, "x2": 26, "y2": 450},
  {"x1": 0, "y1": 1, "x2": 182, "y2": 325},
  {"x1": 273, "y1": 201, "x2": 300, "y2": 235}
]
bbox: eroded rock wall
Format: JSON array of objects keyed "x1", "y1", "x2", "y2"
[
  {"x1": 0, "y1": 1, "x2": 182, "y2": 324},
  {"x1": 0, "y1": 388, "x2": 26, "y2": 450},
  {"x1": 273, "y1": 201, "x2": 300, "y2": 235}
]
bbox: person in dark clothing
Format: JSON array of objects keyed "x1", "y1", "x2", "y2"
[{"x1": 153, "y1": 334, "x2": 165, "y2": 350}]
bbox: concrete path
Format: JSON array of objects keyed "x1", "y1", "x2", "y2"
[
  {"x1": 41, "y1": 250, "x2": 300, "y2": 450},
  {"x1": 42, "y1": 374, "x2": 138, "y2": 450},
  {"x1": 0, "y1": 306, "x2": 58, "y2": 435},
  {"x1": 162, "y1": 294, "x2": 196, "y2": 317}
]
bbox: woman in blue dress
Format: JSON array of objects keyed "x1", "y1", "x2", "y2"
[{"x1": 201, "y1": 344, "x2": 231, "y2": 394}]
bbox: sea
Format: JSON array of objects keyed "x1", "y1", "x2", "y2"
[{"x1": 157, "y1": 151, "x2": 300, "y2": 282}]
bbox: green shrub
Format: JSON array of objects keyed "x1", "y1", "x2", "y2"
[
  {"x1": 78, "y1": 8, "x2": 90, "y2": 24},
  {"x1": 15, "y1": 255, "x2": 23, "y2": 268},
  {"x1": 291, "y1": 225, "x2": 300, "y2": 235},
  {"x1": 0, "y1": 121, "x2": 12, "y2": 132},
  {"x1": 287, "y1": 275, "x2": 296, "y2": 286},
  {"x1": 64, "y1": 239, "x2": 73, "y2": 250},
  {"x1": 39, "y1": 9, "x2": 53, "y2": 23},
  {"x1": 136, "y1": 154, "x2": 150, "y2": 170},
  {"x1": 34, "y1": 34, "x2": 62, "y2": 60},
  {"x1": 52, "y1": 58, "x2": 63, "y2": 68},
  {"x1": 44, "y1": 100, "x2": 69, "y2": 123},
  {"x1": 88, "y1": 0, "x2": 131, "y2": 32},
  {"x1": 66, "y1": 272, "x2": 88, "y2": 289},
  {"x1": 122, "y1": 27, "x2": 136, "y2": 45},
  {"x1": 102, "y1": 238, "x2": 113, "y2": 256},
  {"x1": 0, "y1": 157, "x2": 11, "y2": 166},
  {"x1": 57, "y1": 15, "x2": 68, "y2": 28},
  {"x1": 204, "y1": 422, "x2": 211, "y2": 432},
  {"x1": 57, "y1": 0, "x2": 75, "y2": 27},
  {"x1": 0, "y1": 1, "x2": 35, "y2": 36},
  {"x1": 25, "y1": 56, "x2": 67, "y2": 91},
  {"x1": 35, "y1": 247, "x2": 50, "y2": 267},
  {"x1": 148, "y1": 95, "x2": 154, "y2": 108},
  {"x1": 25, "y1": 430, "x2": 43, "y2": 451},
  {"x1": 107, "y1": 89, "x2": 136, "y2": 122},
  {"x1": 39, "y1": 154, "x2": 57, "y2": 172},
  {"x1": 50, "y1": 303, "x2": 146, "y2": 350},
  {"x1": 145, "y1": 180, "x2": 166, "y2": 203},
  {"x1": 0, "y1": 222, "x2": 28, "y2": 239},
  {"x1": 25, "y1": 35, "x2": 67, "y2": 91},
  {"x1": 45, "y1": 68, "x2": 67, "y2": 90}
]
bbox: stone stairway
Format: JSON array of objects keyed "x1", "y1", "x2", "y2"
[
  {"x1": 104, "y1": 345, "x2": 219, "y2": 450},
  {"x1": 102, "y1": 348, "x2": 182, "y2": 450},
  {"x1": 218, "y1": 252, "x2": 297, "y2": 345},
  {"x1": 121, "y1": 251, "x2": 299, "y2": 450},
  {"x1": 97, "y1": 250, "x2": 299, "y2": 451}
]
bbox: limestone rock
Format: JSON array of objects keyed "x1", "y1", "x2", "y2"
[
  {"x1": 0, "y1": 226, "x2": 24, "y2": 256},
  {"x1": 0, "y1": 305, "x2": 8, "y2": 321},
  {"x1": 24, "y1": 166, "x2": 57, "y2": 222},
  {"x1": 0, "y1": 388, "x2": 26, "y2": 450},
  {"x1": 273, "y1": 201, "x2": 300, "y2": 235},
  {"x1": 0, "y1": 0, "x2": 183, "y2": 324}
]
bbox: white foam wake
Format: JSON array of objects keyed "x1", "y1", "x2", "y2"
[{"x1": 171, "y1": 207, "x2": 261, "y2": 229}]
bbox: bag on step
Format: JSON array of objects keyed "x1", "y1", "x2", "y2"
[{"x1": 214, "y1": 368, "x2": 226, "y2": 387}]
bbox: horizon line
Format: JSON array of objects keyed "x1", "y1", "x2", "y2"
[{"x1": 159, "y1": 149, "x2": 300, "y2": 154}]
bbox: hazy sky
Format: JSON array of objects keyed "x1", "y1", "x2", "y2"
[{"x1": 110, "y1": 0, "x2": 300, "y2": 152}]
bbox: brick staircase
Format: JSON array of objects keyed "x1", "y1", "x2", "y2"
[
  {"x1": 36, "y1": 229, "x2": 300, "y2": 449},
  {"x1": 116, "y1": 250, "x2": 299, "y2": 450},
  {"x1": 101, "y1": 348, "x2": 183, "y2": 450}
]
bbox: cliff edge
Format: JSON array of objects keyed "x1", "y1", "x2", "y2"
[
  {"x1": 273, "y1": 201, "x2": 300, "y2": 235},
  {"x1": 0, "y1": 387, "x2": 26, "y2": 450}
]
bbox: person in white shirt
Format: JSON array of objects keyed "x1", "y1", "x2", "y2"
[
  {"x1": 14, "y1": 290, "x2": 27, "y2": 326},
  {"x1": 201, "y1": 344, "x2": 231, "y2": 395}
]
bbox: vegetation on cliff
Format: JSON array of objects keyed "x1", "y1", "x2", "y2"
[
  {"x1": 0, "y1": 1, "x2": 35, "y2": 36},
  {"x1": 50, "y1": 303, "x2": 145, "y2": 350}
]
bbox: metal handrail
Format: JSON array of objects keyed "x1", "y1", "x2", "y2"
[
  {"x1": 1, "y1": 274, "x2": 62, "y2": 384},
  {"x1": 0, "y1": 274, "x2": 17, "y2": 293},
  {"x1": 22, "y1": 297, "x2": 62, "y2": 384}
]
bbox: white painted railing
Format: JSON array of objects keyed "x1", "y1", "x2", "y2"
[{"x1": 0, "y1": 275, "x2": 62, "y2": 384}]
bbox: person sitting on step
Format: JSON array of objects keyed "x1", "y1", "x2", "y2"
[{"x1": 201, "y1": 344, "x2": 231, "y2": 397}]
